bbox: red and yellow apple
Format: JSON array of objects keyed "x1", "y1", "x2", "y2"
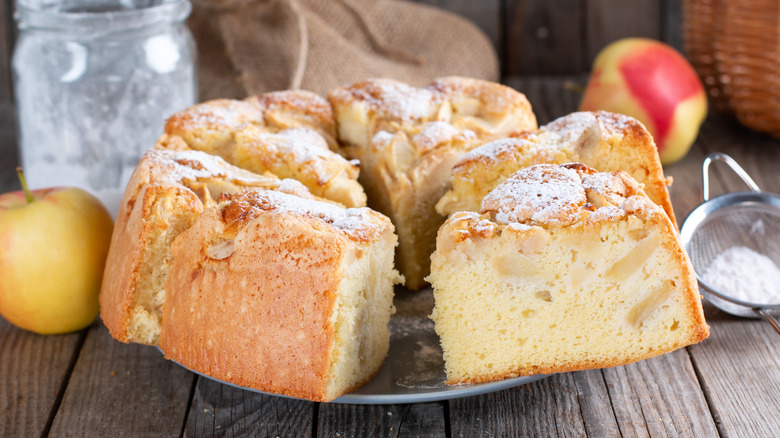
[
  {"x1": 580, "y1": 38, "x2": 707, "y2": 165},
  {"x1": 0, "y1": 171, "x2": 114, "y2": 334}
]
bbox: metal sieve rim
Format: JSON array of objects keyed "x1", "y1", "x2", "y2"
[{"x1": 680, "y1": 154, "x2": 780, "y2": 312}]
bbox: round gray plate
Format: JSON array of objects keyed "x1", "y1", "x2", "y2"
[{"x1": 166, "y1": 288, "x2": 547, "y2": 404}]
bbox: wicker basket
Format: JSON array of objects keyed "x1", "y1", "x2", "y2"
[{"x1": 683, "y1": 0, "x2": 780, "y2": 138}]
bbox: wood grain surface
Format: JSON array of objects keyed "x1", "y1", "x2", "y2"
[
  {"x1": 0, "y1": 0, "x2": 13, "y2": 104},
  {"x1": 47, "y1": 322, "x2": 195, "y2": 437},
  {"x1": 1, "y1": 75, "x2": 779, "y2": 437}
]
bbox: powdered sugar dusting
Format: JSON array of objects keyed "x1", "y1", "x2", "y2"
[
  {"x1": 276, "y1": 178, "x2": 312, "y2": 198},
  {"x1": 141, "y1": 149, "x2": 317, "y2": 204},
  {"x1": 240, "y1": 129, "x2": 330, "y2": 163},
  {"x1": 146, "y1": 148, "x2": 264, "y2": 185},
  {"x1": 473, "y1": 219, "x2": 495, "y2": 235},
  {"x1": 371, "y1": 131, "x2": 395, "y2": 149},
  {"x1": 506, "y1": 222, "x2": 532, "y2": 232},
  {"x1": 544, "y1": 111, "x2": 599, "y2": 140},
  {"x1": 582, "y1": 171, "x2": 642, "y2": 208},
  {"x1": 454, "y1": 111, "x2": 605, "y2": 168},
  {"x1": 586, "y1": 206, "x2": 626, "y2": 223},
  {"x1": 481, "y1": 164, "x2": 587, "y2": 227},
  {"x1": 226, "y1": 189, "x2": 384, "y2": 241},
  {"x1": 277, "y1": 128, "x2": 330, "y2": 151},
  {"x1": 183, "y1": 99, "x2": 260, "y2": 128},
  {"x1": 702, "y1": 246, "x2": 780, "y2": 304},
  {"x1": 411, "y1": 121, "x2": 459, "y2": 152},
  {"x1": 458, "y1": 137, "x2": 526, "y2": 164},
  {"x1": 595, "y1": 111, "x2": 637, "y2": 134},
  {"x1": 247, "y1": 89, "x2": 333, "y2": 122},
  {"x1": 348, "y1": 79, "x2": 439, "y2": 121}
]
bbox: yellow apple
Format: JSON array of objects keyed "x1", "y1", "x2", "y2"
[
  {"x1": 580, "y1": 38, "x2": 707, "y2": 165},
  {"x1": 0, "y1": 171, "x2": 114, "y2": 334}
]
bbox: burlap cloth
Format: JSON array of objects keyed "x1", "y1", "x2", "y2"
[{"x1": 189, "y1": 0, "x2": 499, "y2": 100}]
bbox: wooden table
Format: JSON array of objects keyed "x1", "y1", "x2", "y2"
[{"x1": 1, "y1": 77, "x2": 779, "y2": 437}]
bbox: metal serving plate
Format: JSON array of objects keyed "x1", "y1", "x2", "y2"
[{"x1": 164, "y1": 287, "x2": 547, "y2": 404}]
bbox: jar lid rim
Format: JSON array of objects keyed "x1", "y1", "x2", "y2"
[{"x1": 16, "y1": 0, "x2": 192, "y2": 31}]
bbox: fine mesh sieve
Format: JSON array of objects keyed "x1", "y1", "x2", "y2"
[{"x1": 680, "y1": 153, "x2": 780, "y2": 335}]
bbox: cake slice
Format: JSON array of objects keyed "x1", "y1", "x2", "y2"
[
  {"x1": 99, "y1": 148, "x2": 315, "y2": 345},
  {"x1": 329, "y1": 77, "x2": 537, "y2": 289},
  {"x1": 436, "y1": 111, "x2": 677, "y2": 226},
  {"x1": 428, "y1": 163, "x2": 708, "y2": 384},
  {"x1": 160, "y1": 189, "x2": 402, "y2": 402},
  {"x1": 160, "y1": 91, "x2": 366, "y2": 207}
]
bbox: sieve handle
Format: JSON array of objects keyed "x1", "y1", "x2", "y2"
[
  {"x1": 702, "y1": 153, "x2": 761, "y2": 202},
  {"x1": 755, "y1": 309, "x2": 780, "y2": 336}
]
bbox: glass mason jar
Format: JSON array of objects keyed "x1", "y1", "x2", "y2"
[{"x1": 13, "y1": 0, "x2": 197, "y2": 215}]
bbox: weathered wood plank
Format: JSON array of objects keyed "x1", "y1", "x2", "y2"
[
  {"x1": 0, "y1": 103, "x2": 18, "y2": 192},
  {"x1": 184, "y1": 377, "x2": 315, "y2": 437},
  {"x1": 395, "y1": 402, "x2": 447, "y2": 438},
  {"x1": 571, "y1": 370, "x2": 620, "y2": 437},
  {"x1": 0, "y1": 319, "x2": 84, "y2": 438},
  {"x1": 505, "y1": 0, "x2": 587, "y2": 75},
  {"x1": 449, "y1": 373, "x2": 588, "y2": 437},
  {"x1": 413, "y1": 0, "x2": 501, "y2": 49},
  {"x1": 688, "y1": 307, "x2": 780, "y2": 437},
  {"x1": 662, "y1": 0, "x2": 684, "y2": 51},
  {"x1": 602, "y1": 350, "x2": 718, "y2": 437},
  {"x1": 0, "y1": 0, "x2": 14, "y2": 104},
  {"x1": 47, "y1": 323, "x2": 195, "y2": 438},
  {"x1": 316, "y1": 403, "x2": 407, "y2": 437},
  {"x1": 682, "y1": 113, "x2": 780, "y2": 437},
  {"x1": 586, "y1": 0, "x2": 662, "y2": 63}
]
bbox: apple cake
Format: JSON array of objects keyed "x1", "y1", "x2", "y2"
[
  {"x1": 329, "y1": 76, "x2": 537, "y2": 289},
  {"x1": 99, "y1": 148, "x2": 316, "y2": 345},
  {"x1": 428, "y1": 163, "x2": 708, "y2": 384},
  {"x1": 436, "y1": 111, "x2": 677, "y2": 226},
  {"x1": 160, "y1": 189, "x2": 401, "y2": 402},
  {"x1": 160, "y1": 90, "x2": 367, "y2": 208}
]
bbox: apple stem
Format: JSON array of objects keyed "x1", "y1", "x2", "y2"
[
  {"x1": 563, "y1": 81, "x2": 585, "y2": 94},
  {"x1": 16, "y1": 167, "x2": 34, "y2": 204}
]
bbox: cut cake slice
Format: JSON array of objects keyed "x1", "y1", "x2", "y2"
[{"x1": 428, "y1": 163, "x2": 708, "y2": 384}]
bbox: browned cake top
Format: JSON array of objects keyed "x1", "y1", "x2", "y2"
[
  {"x1": 134, "y1": 148, "x2": 313, "y2": 198},
  {"x1": 245, "y1": 89, "x2": 335, "y2": 128},
  {"x1": 218, "y1": 190, "x2": 392, "y2": 243},
  {"x1": 328, "y1": 76, "x2": 536, "y2": 131},
  {"x1": 455, "y1": 111, "x2": 648, "y2": 168},
  {"x1": 481, "y1": 163, "x2": 659, "y2": 228}
]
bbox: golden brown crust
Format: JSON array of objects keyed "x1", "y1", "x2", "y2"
[
  {"x1": 479, "y1": 163, "x2": 651, "y2": 229},
  {"x1": 245, "y1": 89, "x2": 337, "y2": 147},
  {"x1": 160, "y1": 92, "x2": 366, "y2": 207},
  {"x1": 99, "y1": 182, "x2": 202, "y2": 343},
  {"x1": 217, "y1": 189, "x2": 390, "y2": 244},
  {"x1": 439, "y1": 111, "x2": 677, "y2": 227},
  {"x1": 160, "y1": 207, "x2": 347, "y2": 401},
  {"x1": 430, "y1": 76, "x2": 536, "y2": 120},
  {"x1": 99, "y1": 148, "x2": 316, "y2": 345},
  {"x1": 159, "y1": 189, "x2": 395, "y2": 402}
]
